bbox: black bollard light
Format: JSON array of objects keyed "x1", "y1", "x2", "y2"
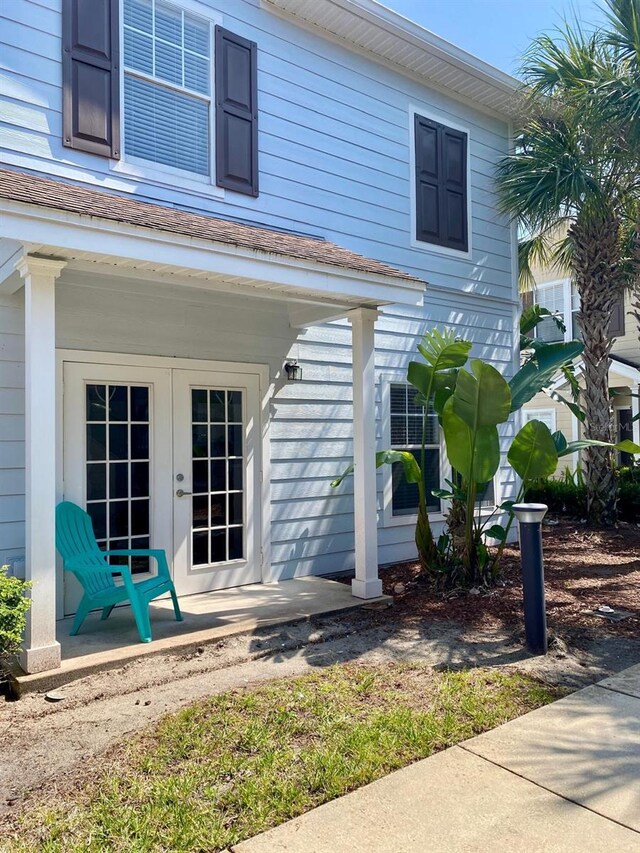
[{"x1": 512, "y1": 503, "x2": 548, "y2": 655}]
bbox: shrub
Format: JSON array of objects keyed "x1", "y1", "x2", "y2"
[
  {"x1": 0, "y1": 566, "x2": 31, "y2": 661},
  {"x1": 525, "y1": 466, "x2": 640, "y2": 523}
]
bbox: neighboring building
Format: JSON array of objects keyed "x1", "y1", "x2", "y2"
[
  {"x1": 523, "y1": 258, "x2": 640, "y2": 469},
  {"x1": 0, "y1": 0, "x2": 520, "y2": 673}
]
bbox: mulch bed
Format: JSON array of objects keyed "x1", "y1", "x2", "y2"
[{"x1": 375, "y1": 519, "x2": 640, "y2": 640}]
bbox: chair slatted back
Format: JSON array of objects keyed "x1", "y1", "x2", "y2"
[{"x1": 56, "y1": 502, "x2": 115, "y2": 594}]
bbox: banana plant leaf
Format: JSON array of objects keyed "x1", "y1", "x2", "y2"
[
  {"x1": 558, "y1": 438, "x2": 640, "y2": 457},
  {"x1": 407, "y1": 329, "x2": 471, "y2": 401},
  {"x1": 509, "y1": 340, "x2": 583, "y2": 412},
  {"x1": 507, "y1": 419, "x2": 558, "y2": 481},
  {"x1": 520, "y1": 304, "x2": 566, "y2": 337},
  {"x1": 453, "y1": 359, "x2": 512, "y2": 429},
  {"x1": 330, "y1": 449, "x2": 421, "y2": 489},
  {"x1": 416, "y1": 328, "x2": 473, "y2": 370},
  {"x1": 442, "y1": 398, "x2": 501, "y2": 484}
]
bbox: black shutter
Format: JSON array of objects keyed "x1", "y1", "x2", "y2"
[
  {"x1": 215, "y1": 27, "x2": 258, "y2": 196},
  {"x1": 609, "y1": 292, "x2": 626, "y2": 338},
  {"x1": 415, "y1": 115, "x2": 467, "y2": 252},
  {"x1": 62, "y1": 0, "x2": 120, "y2": 159}
]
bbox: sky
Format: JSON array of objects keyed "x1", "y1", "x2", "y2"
[{"x1": 380, "y1": 0, "x2": 609, "y2": 76}]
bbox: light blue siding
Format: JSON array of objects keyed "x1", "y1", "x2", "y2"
[{"x1": 0, "y1": 0, "x2": 518, "y2": 585}]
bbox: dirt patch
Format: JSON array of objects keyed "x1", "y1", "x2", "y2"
[{"x1": 371, "y1": 519, "x2": 640, "y2": 640}]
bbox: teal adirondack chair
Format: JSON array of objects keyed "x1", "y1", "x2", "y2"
[{"x1": 55, "y1": 501, "x2": 183, "y2": 643}]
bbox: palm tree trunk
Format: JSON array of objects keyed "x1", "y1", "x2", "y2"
[{"x1": 570, "y1": 216, "x2": 621, "y2": 527}]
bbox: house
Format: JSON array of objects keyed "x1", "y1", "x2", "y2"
[
  {"x1": 522, "y1": 259, "x2": 640, "y2": 468},
  {"x1": 0, "y1": 0, "x2": 520, "y2": 674}
]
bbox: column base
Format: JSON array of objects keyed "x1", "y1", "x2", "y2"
[
  {"x1": 351, "y1": 577, "x2": 383, "y2": 599},
  {"x1": 19, "y1": 641, "x2": 61, "y2": 674}
]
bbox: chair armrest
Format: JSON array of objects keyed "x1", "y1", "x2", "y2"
[{"x1": 102, "y1": 549, "x2": 171, "y2": 579}]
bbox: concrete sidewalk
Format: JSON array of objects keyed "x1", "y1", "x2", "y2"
[{"x1": 234, "y1": 663, "x2": 640, "y2": 852}]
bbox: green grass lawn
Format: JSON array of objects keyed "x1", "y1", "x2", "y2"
[{"x1": 8, "y1": 664, "x2": 565, "y2": 853}]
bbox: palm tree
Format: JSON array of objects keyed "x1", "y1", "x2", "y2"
[{"x1": 496, "y1": 21, "x2": 640, "y2": 527}]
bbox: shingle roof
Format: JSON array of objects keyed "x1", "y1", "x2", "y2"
[{"x1": 0, "y1": 168, "x2": 422, "y2": 283}]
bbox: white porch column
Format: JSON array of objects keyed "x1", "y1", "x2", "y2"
[
  {"x1": 633, "y1": 383, "x2": 640, "y2": 446},
  {"x1": 348, "y1": 307, "x2": 382, "y2": 599},
  {"x1": 17, "y1": 256, "x2": 66, "y2": 673}
]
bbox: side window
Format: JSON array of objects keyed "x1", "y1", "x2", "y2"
[
  {"x1": 414, "y1": 114, "x2": 468, "y2": 252},
  {"x1": 389, "y1": 383, "x2": 441, "y2": 516},
  {"x1": 534, "y1": 282, "x2": 566, "y2": 342},
  {"x1": 523, "y1": 409, "x2": 556, "y2": 433}
]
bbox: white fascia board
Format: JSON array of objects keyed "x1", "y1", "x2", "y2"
[
  {"x1": 261, "y1": 0, "x2": 519, "y2": 118},
  {"x1": 0, "y1": 200, "x2": 425, "y2": 307}
]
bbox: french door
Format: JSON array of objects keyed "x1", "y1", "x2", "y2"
[
  {"x1": 62, "y1": 360, "x2": 261, "y2": 615},
  {"x1": 172, "y1": 370, "x2": 261, "y2": 594}
]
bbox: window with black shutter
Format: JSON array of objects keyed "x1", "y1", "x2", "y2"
[
  {"x1": 62, "y1": 2, "x2": 259, "y2": 194},
  {"x1": 414, "y1": 114, "x2": 468, "y2": 252},
  {"x1": 389, "y1": 383, "x2": 441, "y2": 516}
]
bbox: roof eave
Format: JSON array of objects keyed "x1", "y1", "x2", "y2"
[{"x1": 261, "y1": 0, "x2": 520, "y2": 119}]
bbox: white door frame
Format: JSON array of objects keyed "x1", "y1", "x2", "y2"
[
  {"x1": 56, "y1": 350, "x2": 272, "y2": 619},
  {"x1": 172, "y1": 368, "x2": 262, "y2": 594}
]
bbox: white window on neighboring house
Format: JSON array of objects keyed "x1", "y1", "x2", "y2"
[
  {"x1": 123, "y1": 0, "x2": 212, "y2": 177},
  {"x1": 389, "y1": 383, "x2": 441, "y2": 517},
  {"x1": 523, "y1": 408, "x2": 557, "y2": 433},
  {"x1": 534, "y1": 280, "x2": 568, "y2": 342}
]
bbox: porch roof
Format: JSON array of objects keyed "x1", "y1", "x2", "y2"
[{"x1": 0, "y1": 168, "x2": 420, "y2": 284}]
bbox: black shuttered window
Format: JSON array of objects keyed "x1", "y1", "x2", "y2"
[{"x1": 414, "y1": 114, "x2": 468, "y2": 252}]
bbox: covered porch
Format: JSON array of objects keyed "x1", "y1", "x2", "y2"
[
  {"x1": 14, "y1": 576, "x2": 390, "y2": 693},
  {"x1": 0, "y1": 169, "x2": 424, "y2": 675}
]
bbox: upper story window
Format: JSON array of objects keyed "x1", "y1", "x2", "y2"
[
  {"x1": 123, "y1": 0, "x2": 211, "y2": 176},
  {"x1": 62, "y1": 0, "x2": 259, "y2": 196},
  {"x1": 414, "y1": 113, "x2": 469, "y2": 253},
  {"x1": 533, "y1": 279, "x2": 625, "y2": 341}
]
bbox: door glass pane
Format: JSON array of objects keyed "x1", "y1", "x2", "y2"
[
  {"x1": 190, "y1": 387, "x2": 245, "y2": 566},
  {"x1": 85, "y1": 383, "x2": 152, "y2": 574}
]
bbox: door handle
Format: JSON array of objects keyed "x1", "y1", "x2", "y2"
[{"x1": 175, "y1": 489, "x2": 192, "y2": 497}]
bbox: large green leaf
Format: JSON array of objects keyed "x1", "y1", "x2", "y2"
[
  {"x1": 520, "y1": 304, "x2": 566, "y2": 337},
  {"x1": 407, "y1": 361, "x2": 434, "y2": 399},
  {"x1": 442, "y1": 398, "x2": 501, "y2": 484},
  {"x1": 330, "y1": 449, "x2": 421, "y2": 489},
  {"x1": 509, "y1": 340, "x2": 583, "y2": 412},
  {"x1": 558, "y1": 438, "x2": 640, "y2": 457},
  {"x1": 508, "y1": 419, "x2": 558, "y2": 481},
  {"x1": 453, "y1": 360, "x2": 512, "y2": 429},
  {"x1": 416, "y1": 328, "x2": 472, "y2": 371}
]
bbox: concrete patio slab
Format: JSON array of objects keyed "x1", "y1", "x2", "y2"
[
  {"x1": 465, "y1": 684, "x2": 640, "y2": 831},
  {"x1": 233, "y1": 745, "x2": 640, "y2": 853},
  {"x1": 15, "y1": 577, "x2": 391, "y2": 692},
  {"x1": 598, "y1": 662, "x2": 640, "y2": 698}
]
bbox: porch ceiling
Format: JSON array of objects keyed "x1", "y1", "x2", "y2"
[{"x1": 0, "y1": 169, "x2": 425, "y2": 316}]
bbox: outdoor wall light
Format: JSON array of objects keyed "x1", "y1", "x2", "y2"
[{"x1": 284, "y1": 360, "x2": 302, "y2": 381}]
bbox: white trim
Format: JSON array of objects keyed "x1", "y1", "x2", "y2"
[{"x1": 408, "y1": 105, "x2": 472, "y2": 261}]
